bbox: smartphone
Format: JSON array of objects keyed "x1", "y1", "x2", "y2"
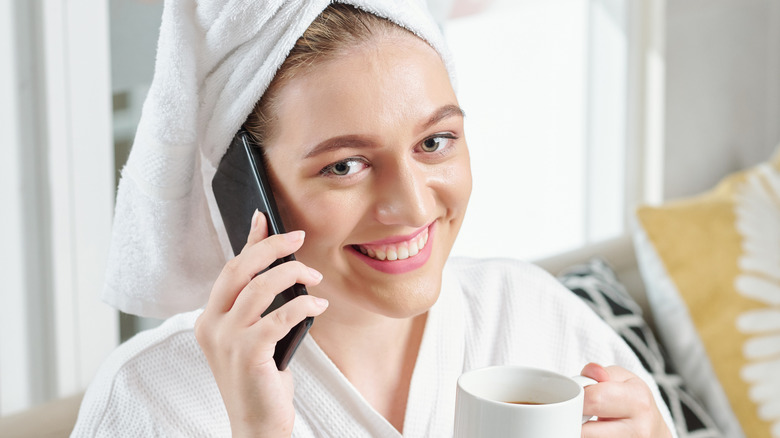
[{"x1": 212, "y1": 130, "x2": 313, "y2": 370}]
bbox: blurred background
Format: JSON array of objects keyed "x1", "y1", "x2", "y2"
[{"x1": 1, "y1": 0, "x2": 779, "y2": 420}]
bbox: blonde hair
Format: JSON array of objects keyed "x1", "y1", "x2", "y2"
[{"x1": 243, "y1": 4, "x2": 414, "y2": 145}]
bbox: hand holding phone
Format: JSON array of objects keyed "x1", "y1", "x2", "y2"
[
  {"x1": 195, "y1": 131, "x2": 325, "y2": 434},
  {"x1": 211, "y1": 130, "x2": 314, "y2": 370}
]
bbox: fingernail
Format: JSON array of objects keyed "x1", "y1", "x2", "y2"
[
  {"x1": 250, "y1": 209, "x2": 260, "y2": 231},
  {"x1": 308, "y1": 267, "x2": 323, "y2": 280},
  {"x1": 285, "y1": 230, "x2": 305, "y2": 242},
  {"x1": 314, "y1": 297, "x2": 329, "y2": 308}
]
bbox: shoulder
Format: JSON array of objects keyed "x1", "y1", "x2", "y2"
[
  {"x1": 445, "y1": 256, "x2": 555, "y2": 286},
  {"x1": 445, "y1": 256, "x2": 578, "y2": 309},
  {"x1": 71, "y1": 310, "x2": 229, "y2": 437},
  {"x1": 446, "y1": 257, "x2": 642, "y2": 374}
]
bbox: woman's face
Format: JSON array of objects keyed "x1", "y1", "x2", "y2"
[{"x1": 262, "y1": 31, "x2": 471, "y2": 320}]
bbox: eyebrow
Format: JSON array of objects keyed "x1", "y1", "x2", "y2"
[
  {"x1": 421, "y1": 104, "x2": 466, "y2": 131},
  {"x1": 303, "y1": 104, "x2": 466, "y2": 159},
  {"x1": 303, "y1": 135, "x2": 374, "y2": 159}
]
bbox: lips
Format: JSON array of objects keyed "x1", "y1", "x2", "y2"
[
  {"x1": 353, "y1": 226, "x2": 429, "y2": 261},
  {"x1": 348, "y1": 223, "x2": 435, "y2": 274}
]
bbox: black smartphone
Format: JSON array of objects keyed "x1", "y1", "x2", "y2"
[{"x1": 212, "y1": 130, "x2": 313, "y2": 370}]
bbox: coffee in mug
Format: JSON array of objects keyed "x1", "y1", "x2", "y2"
[{"x1": 454, "y1": 365, "x2": 596, "y2": 438}]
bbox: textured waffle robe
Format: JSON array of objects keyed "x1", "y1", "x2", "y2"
[{"x1": 73, "y1": 259, "x2": 678, "y2": 437}]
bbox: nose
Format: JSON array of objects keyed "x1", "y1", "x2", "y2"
[{"x1": 374, "y1": 160, "x2": 433, "y2": 227}]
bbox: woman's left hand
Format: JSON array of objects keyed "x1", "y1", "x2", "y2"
[{"x1": 580, "y1": 363, "x2": 673, "y2": 438}]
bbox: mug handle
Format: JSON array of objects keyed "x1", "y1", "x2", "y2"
[{"x1": 571, "y1": 375, "x2": 598, "y2": 424}]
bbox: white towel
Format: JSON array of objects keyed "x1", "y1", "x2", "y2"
[{"x1": 103, "y1": 0, "x2": 455, "y2": 319}]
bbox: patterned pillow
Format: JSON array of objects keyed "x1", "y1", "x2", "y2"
[
  {"x1": 558, "y1": 258, "x2": 723, "y2": 438},
  {"x1": 634, "y1": 147, "x2": 780, "y2": 438}
]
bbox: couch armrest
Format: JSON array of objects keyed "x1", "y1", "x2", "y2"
[{"x1": 0, "y1": 393, "x2": 84, "y2": 438}]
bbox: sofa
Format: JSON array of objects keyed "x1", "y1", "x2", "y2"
[{"x1": 0, "y1": 393, "x2": 83, "y2": 438}]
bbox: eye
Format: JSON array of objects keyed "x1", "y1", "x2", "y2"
[
  {"x1": 320, "y1": 158, "x2": 369, "y2": 177},
  {"x1": 421, "y1": 135, "x2": 455, "y2": 153}
]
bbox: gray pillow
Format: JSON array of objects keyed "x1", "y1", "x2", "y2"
[{"x1": 558, "y1": 258, "x2": 723, "y2": 438}]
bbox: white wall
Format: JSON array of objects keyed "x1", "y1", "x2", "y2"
[
  {"x1": 770, "y1": 0, "x2": 780, "y2": 154},
  {"x1": 0, "y1": 0, "x2": 119, "y2": 416},
  {"x1": 663, "y1": 0, "x2": 780, "y2": 200}
]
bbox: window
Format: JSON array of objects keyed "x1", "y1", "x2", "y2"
[{"x1": 444, "y1": 0, "x2": 633, "y2": 261}]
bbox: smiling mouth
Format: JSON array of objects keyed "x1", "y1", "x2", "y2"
[{"x1": 352, "y1": 227, "x2": 430, "y2": 261}]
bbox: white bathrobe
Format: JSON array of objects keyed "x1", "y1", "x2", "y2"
[{"x1": 71, "y1": 258, "x2": 678, "y2": 437}]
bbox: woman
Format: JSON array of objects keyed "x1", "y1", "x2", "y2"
[{"x1": 73, "y1": 2, "x2": 675, "y2": 437}]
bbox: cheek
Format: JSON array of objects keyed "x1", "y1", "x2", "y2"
[
  {"x1": 282, "y1": 190, "x2": 366, "y2": 255},
  {"x1": 439, "y1": 155, "x2": 473, "y2": 214},
  {"x1": 270, "y1": 178, "x2": 351, "y2": 235},
  {"x1": 457, "y1": 163, "x2": 473, "y2": 206}
]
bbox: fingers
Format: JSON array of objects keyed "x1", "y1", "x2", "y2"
[
  {"x1": 581, "y1": 419, "x2": 635, "y2": 437},
  {"x1": 231, "y1": 260, "x2": 323, "y2": 325},
  {"x1": 581, "y1": 382, "x2": 666, "y2": 438},
  {"x1": 581, "y1": 362, "x2": 611, "y2": 383},
  {"x1": 583, "y1": 364, "x2": 651, "y2": 419},
  {"x1": 250, "y1": 295, "x2": 329, "y2": 345},
  {"x1": 209, "y1": 229, "x2": 308, "y2": 313},
  {"x1": 584, "y1": 380, "x2": 649, "y2": 420},
  {"x1": 193, "y1": 211, "x2": 327, "y2": 433},
  {"x1": 243, "y1": 209, "x2": 269, "y2": 251},
  {"x1": 600, "y1": 364, "x2": 641, "y2": 382}
]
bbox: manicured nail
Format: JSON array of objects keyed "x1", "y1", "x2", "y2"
[
  {"x1": 308, "y1": 267, "x2": 323, "y2": 280},
  {"x1": 250, "y1": 209, "x2": 260, "y2": 231},
  {"x1": 285, "y1": 230, "x2": 305, "y2": 242},
  {"x1": 314, "y1": 297, "x2": 329, "y2": 308}
]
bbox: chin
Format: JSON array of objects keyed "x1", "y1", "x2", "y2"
[
  {"x1": 362, "y1": 260, "x2": 446, "y2": 319},
  {"x1": 373, "y1": 230, "x2": 457, "y2": 319}
]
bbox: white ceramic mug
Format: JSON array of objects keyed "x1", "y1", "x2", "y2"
[{"x1": 454, "y1": 365, "x2": 596, "y2": 438}]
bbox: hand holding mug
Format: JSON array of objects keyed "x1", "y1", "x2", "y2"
[{"x1": 580, "y1": 363, "x2": 673, "y2": 438}]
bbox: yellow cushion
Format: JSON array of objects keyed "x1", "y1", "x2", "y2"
[{"x1": 636, "y1": 148, "x2": 780, "y2": 438}]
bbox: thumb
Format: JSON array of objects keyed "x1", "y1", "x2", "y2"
[{"x1": 580, "y1": 362, "x2": 610, "y2": 383}]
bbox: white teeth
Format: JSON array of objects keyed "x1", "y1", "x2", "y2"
[
  {"x1": 386, "y1": 248, "x2": 398, "y2": 261},
  {"x1": 357, "y1": 227, "x2": 429, "y2": 262}
]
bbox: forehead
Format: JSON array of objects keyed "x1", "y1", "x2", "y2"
[{"x1": 266, "y1": 32, "x2": 456, "y2": 149}]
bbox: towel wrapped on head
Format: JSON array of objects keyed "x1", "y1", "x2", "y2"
[{"x1": 104, "y1": 0, "x2": 455, "y2": 319}]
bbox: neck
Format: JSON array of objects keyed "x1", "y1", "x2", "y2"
[
  {"x1": 309, "y1": 304, "x2": 428, "y2": 433},
  {"x1": 310, "y1": 307, "x2": 427, "y2": 369}
]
